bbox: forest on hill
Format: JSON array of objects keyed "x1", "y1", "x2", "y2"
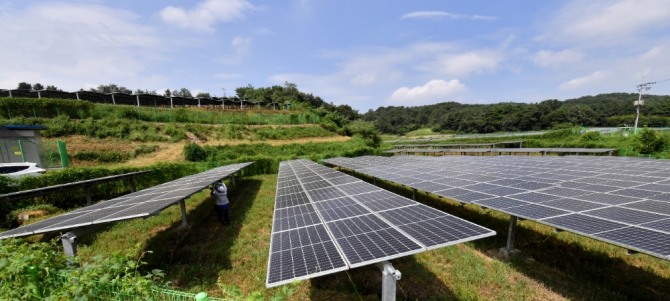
[{"x1": 362, "y1": 93, "x2": 670, "y2": 135}]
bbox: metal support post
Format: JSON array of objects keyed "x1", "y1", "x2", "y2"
[
  {"x1": 377, "y1": 261, "x2": 401, "y2": 301},
  {"x1": 505, "y1": 216, "x2": 518, "y2": 253},
  {"x1": 85, "y1": 188, "x2": 93, "y2": 205},
  {"x1": 412, "y1": 188, "x2": 417, "y2": 201},
  {"x1": 128, "y1": 177, "x2": 137, "y2": 192},
  {"x1": 179, "y1": 199, "x2": 188, "y2": 228},
  {"x1": 61, "y1": 232, "x2": 79, "y2": 266},
  {"x1": 231, "y1": 174, "x2": 236, "y2": 186}
]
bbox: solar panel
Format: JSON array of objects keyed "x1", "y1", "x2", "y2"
[
  {"x1": 0, "y1": 162, "x2": 253, "y2": 239},
  {"x1": 324, "y1": 155, "x2": 670, "y2": 260},
  {"x1": 266, "y1": 159, "x2": 495, "y2": 288},
  {"x1": 0, "y1": 170, "x2": 153, "y2": 202}
]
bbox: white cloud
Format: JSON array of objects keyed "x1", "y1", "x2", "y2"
[
  {"x1": 532, "y1": 49, "x2": 584, "y2": 67},
  {"x1": 641, "y1": 46, "x2": 665, "y2": 60},
  {"x1": 160, "y1": 0, "x2": 254, "y2": 32},
  {"x1": 388, "y1": 79, "x2": 466, "y2": 106},
  {"x1": 0, "y1": 3, "x2": 163, "y2": 91},
  {"x1": 401, "y1": 10, "x2": 496, "y2": 21},
  {"x1": 424, "y1": 51, "x2": 502, "y2": 77},
  {"x1": 559, "y1": 71, "x2": 608, "y2": 90},
  {"x1": 541, "y1": 0, "x2": 670, "y2": 45}
]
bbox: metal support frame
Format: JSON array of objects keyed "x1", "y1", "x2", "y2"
[
  {"x1": 412, "y1": 188, "x2": 417, "y2": 201},
  {"x1": 506, "y1": 216, "x2": 518, "y2": 252},
  {"x1": 61, "y1": 231, "x2": 79, "y2": 266},
  {"x1": 179, "y1": 199, "x2": 188, "y2": 228},
  {"x1": 128, "y1": 177, "x2": 137, "y2": 192},
  {"x1": 377, "y1": 261, "x2": 401, "y2": 301},
  {"x1": 85, "y1": 188, "x2": 93, "y2": 205}
]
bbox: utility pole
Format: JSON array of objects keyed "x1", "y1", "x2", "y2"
[
  {"x1": 634, "y1": 78, "x2": 670, "y2": 133},
  {"x1": 634, "y1": 81, "x2": 653, "y2": 134}
]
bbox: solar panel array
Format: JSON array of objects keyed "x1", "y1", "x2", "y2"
[
  {"x1": 324, "y1": 156, "x2": 670, "y2": 260},
  {"x1": 266, "y1": 159, "x2": 495, "y2": 287},
  {"x1": 0, "y1": 170, "x2": 153, "y2": 202},
  {"x1": 0, "y1": 162, "x2": 253, "y2": 239}
]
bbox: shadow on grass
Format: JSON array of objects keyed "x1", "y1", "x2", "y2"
[
  {"x1": 345, "y1": 169, "x2": 670, "y2": 301},
  {"x1": 308, "y1": 255, "x2": 458, "y2": 300},
  {"x1": 141, "y1": 178, "x2": 262, "y2": 289}
]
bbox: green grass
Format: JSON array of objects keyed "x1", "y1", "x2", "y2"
[
  {"x1": 404, "y1": 128, "x2": 437, "y2": 137},
  {"x1": 68, "y1": 172, "x2": 670, "y2": 300}
]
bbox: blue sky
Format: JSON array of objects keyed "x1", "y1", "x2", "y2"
[{"x1": 1, "y1": 0, "x2": 669, "y2": 112}]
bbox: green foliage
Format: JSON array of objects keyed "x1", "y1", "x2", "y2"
[
  {"x1": 193, "y1": 139, "x2": 377, "y2": 174},
  {"x1": 0, "y1": 97, "x2": 321, "y2": 127},
  {"x1": 184, "y1": 143, "x2": 207, "y2": 162},
  {"x1": 0, "y1": 239, "x2": 163, "y2": 300},
  {"x1": 580, "y1": 131, "x2": 603, "y2": 142},
  {"x1": 636, "y1": 127, "x2": 668, "y2": 154},
  {"x1": 72, "y1": 151, "x2": 128, "y2": 163},
  {"x1": 363, "y1": 93, "x2": 670, "y2": 134},
  {"x1": 0, "y1": 98, "x2": 93, "y2": 119},
  {"x1": 345, "y1": 120, "x2": 381, "y2": 147},
  {"x1": 218, "y1": 283, "x2": 295, "y2": 301},
  {"x1": 72, "y1": 145, "x2": 159, "y2": 163}
]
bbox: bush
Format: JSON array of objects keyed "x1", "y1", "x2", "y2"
[
  {"x1": 184, "y1": 143, "x2": 207, "y2": 162},
  {"x1": 0, "y1": 239, "x2": 164, "y2": 299},
  {"x1": 636, "y1": 127, "x2": 668, "y2": 154},
  {"x1": 73, "y1": 151, "x2": 129, "y2": 163},
  {"x1": 580, "y1": 131, "x2": 602, "y2": 142},
  {"x1": 345, "y1": 120, "x2": 381, "y2": 147}
]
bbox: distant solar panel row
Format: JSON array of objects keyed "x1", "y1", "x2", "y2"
[
  {"x1": 266, "y1": 159, "x2": 495, "y2": 287},
  {"x1": 0, "y1": 162, "x2": 253, "y2": 239},
  {"x1": 0, "y1": 170, "x2": 153, "y2": 202},
  {"x1": 324, "y1": 156, "x2": 670, "y2": 259}
]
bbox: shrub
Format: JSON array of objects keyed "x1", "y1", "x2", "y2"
[
  {"x1": 636, "y1": 127, "x2": 668, "y2": 154},
  {"x1": 345, "y1": 120, "x2": 381, "y2": 147},
  {"x1": 580, "y1": 131, "x2": 602, "y2": 142},
  {"x1": 184, "y1": 143, "x2": 207, "y2": 162},
  {"x1": 0, "y1": 239, "x2": 164, "y2": 299}
]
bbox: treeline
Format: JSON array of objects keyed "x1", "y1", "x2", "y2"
[{"x1": 362, "y1": 93, "x2": 670, "y2": 134}]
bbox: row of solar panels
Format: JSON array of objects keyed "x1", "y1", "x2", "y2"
[
  {"x1": 266, "y1": 159, "x2": 495, "y2": 287},
  {"x1": 0, "y1": 170, "x2": 152, "y2": 202},
  {"x1": 385, "y1": 148, "x2": 617, "y2": 155},
  {"x1": 0, "y1": 162, "x2": 252, "y2": 239},
  {"x1": 324, "y1": 155, "x2": 670, "y2": 259},
  {"x1": 0, "y1": 89, "x2": 280, "y2": 108}
]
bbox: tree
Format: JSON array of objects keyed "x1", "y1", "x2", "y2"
[
  {"x1": 32, "y1": 83, "x2": 44, "y2": 90},
  {"x1": 196, "y1": 92, "x2": 212, "y2": 98},
  {"x1": 171, "y1": 88, "x2": 192, "y2": 98},
  {"x1": 17, "y1": 82, "x2": 31, "y2": 90},
  {"x1": 335, "y1": 104, "x2": 360, "y2": 121},
  {"x1": 45, "y1": 85, "x2": 60, "y2": 91},
  {"x1": 134, "y1": 89, "x2": 157, "y2": 95},
  {"x1": 164, "y1": 89, "x2": 171, "y2": 97},
  {"x1": 636, "y1": 127, "x2": 668, "y2": 154},
  {"x1": 345, "y1": 120, "x2": 381, "y2": 147},
  {"x1": 91, "y1": 84, "x2": 131, "y2": 94}
]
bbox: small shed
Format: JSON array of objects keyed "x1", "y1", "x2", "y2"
[{"x1": 0, "y1": 125, "x2": 49, "y2": 167}]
